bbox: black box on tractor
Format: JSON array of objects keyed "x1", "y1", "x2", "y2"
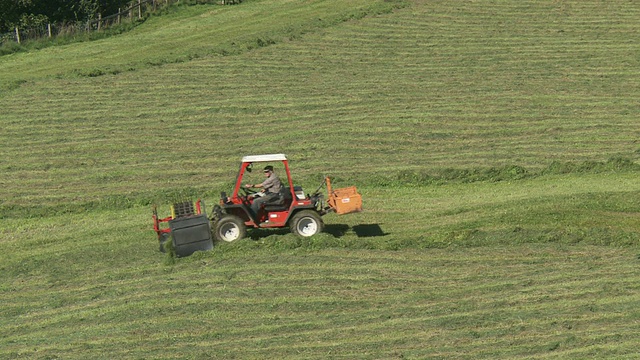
[{"x1": 153, "y1": 200, "x2": 213, "y2": 257}]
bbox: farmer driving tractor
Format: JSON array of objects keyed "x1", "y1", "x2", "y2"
[{"x1": 244, "y1": 165, "x2": 282, "y2": 219}]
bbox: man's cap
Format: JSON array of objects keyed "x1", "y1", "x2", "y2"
[{"x1": 263, "y1": 165, "x2": 274, "y2": 172}]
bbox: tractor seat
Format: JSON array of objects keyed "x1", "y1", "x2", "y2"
[{"x1": 263, "y1": 187, "x2": 293, "y2": 212}]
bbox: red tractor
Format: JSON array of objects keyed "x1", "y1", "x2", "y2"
[
  {"x1": 210, "y1": 153, "x2": 361, "y2": 242},
  {"x1": 153, "y1": 154, "x2": 362, "y2": 254}
]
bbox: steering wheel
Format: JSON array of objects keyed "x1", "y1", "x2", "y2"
[{"x1": 241, "y1": 187, "x2": 258, "y2": 197}]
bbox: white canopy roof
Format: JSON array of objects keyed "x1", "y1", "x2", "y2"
[{"x1": 241, "y1": 153, "x2": 288, "y2": 163}]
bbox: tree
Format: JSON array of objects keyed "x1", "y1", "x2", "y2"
[
  {"x1": 0, "y1": 0, "x2": 27, "y2": 33},
  {"x1": 1, "y1": 0, "x2": 132, "y2": 33}
]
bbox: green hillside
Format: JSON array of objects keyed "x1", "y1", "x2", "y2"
[{"x1": 1, "y1": 0, "x2": 640, "y2": 358}]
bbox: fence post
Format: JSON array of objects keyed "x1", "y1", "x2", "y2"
[
  {"x1": 118, "y1": 8, "x2": 121, "y2": 24},
  {"x1": 15, "y1": 27, "x2": 20, "y2": 44},
  {"x1": 138, "y1": 0, "x2": 142, "y2": 20},
  {"x1": 48, "y1": 23, "x2": 52, "y2": 37},
  {"x1": 97, "y1": 13, "x2": 102, "y2": 31}
]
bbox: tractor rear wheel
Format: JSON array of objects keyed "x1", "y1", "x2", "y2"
[
  {"x1": 290, "y1": 210, "x2": 324, "y2": 237},
  {"x1": 214, "y1": 215, "x2": 246, "y2": 242}
]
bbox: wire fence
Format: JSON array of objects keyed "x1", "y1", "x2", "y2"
[{"x1": 1, "y1": 0, "x2": 240, "y2": 46}]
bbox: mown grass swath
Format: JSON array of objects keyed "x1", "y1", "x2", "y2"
[{"x1": 1, "y1": 0, "x2": 640, "y2": 358}]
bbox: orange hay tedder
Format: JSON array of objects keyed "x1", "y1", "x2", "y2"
[{"x1": 153, "y1": 154, "x2": 362, "y2": 256}]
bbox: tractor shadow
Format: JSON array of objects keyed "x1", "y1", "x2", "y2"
[
  {"x1": 325, "y1": 223, "x2": 389, "y2": 238},
  {"x1": 248, "y1": 228, "x2": 291, "y2": 240},
  {"x1": 247, "y1": 224, "x2": 389, "y2": 239}
]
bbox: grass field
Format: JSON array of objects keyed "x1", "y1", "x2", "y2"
[{"x1": 1, "y1": 0, "x2": 640, "y2": 358}]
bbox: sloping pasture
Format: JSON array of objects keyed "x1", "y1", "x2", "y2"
[
  {"x1": 0, "y1": 0, "x2": 638, "y2": 210},
  {"x1": 1, "y1": 0, "x2": 640, "y2": 358}
]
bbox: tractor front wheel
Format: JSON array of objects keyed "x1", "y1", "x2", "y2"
[
  {"x1": 290, "y1": 210, "x2": 324, "y2": 237},
  {"x1": 214, "y1": 215, "x2": 247, "y2": 242}
]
